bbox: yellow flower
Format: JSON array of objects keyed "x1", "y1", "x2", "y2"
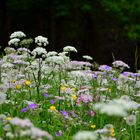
[
  {"x1": 109, "y1": 128, "x2": 115, "y2": 137},
  {"x1": 60, "y1": 86, "x2": 67, "y2": 91},
  {"x1": 71, "y1": 95, "x2": 77, "y2": 100},
  {"x1": 71, "y1": 87, "x2": 76, "y2": 91},
  {"x1": 91, "y1": 124, "x2": 96, "y2": 129},
  {"x1": 16, "y1": 84, "x2": 22, "y2": 90},
  {"x1": 7, "y1": 117, "x2": 12, "y2": 121},
  {"x1": 50, "y1": 106, "x2": 56, "y2": 111},
  {"x1": 25, "y1": 80, "x2": 31, "y2": 86}
]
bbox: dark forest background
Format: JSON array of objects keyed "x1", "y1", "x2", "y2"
[{"x1": 0, "y1": 0, "x2": 140, "y2": 71}]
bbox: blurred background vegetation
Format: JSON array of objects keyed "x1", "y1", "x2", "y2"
[{"x1": 0, "y1": 0, "x2": 140, "y2": 71}]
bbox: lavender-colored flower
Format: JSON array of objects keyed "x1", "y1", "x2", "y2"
[
  {"x1": 56, "y1": 130, "x2": 62, "y2": 137},
  {"x1": 112, "y1": 78, "x2": 118, "y2": 81},
  {"x1": 61, "y1": 110, "x2": 68, "y2": 116},
  {"x1": 50, "y1": 100, "x2": 55, "y2": 104},
  {"x1": 28, "y1": 103, "x2": 37, "y2": 109},
  {"x1": 98, "y1": 65, "x2": 112, "y2": 72},
  {"x1": 92, "y1": 74, "x2": 97, "y2": 78},
  {"x1": 44, "y1": 93, "x2": 49, "y2": 98},
  {"x1": 112, "y1": 60, "x2": 130, "y2": 68},
  {"x1": 21, "y1": 108, "x2": 28, "y2": 112}
]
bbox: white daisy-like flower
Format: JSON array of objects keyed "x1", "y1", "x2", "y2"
[
  {"x1": 35, "y1": 36, "x2": 49, "y2": 46},
  {"x1": 31, "y1": 47, "x2": 47, "y2": 57},
  {"x1": 112, "y1": 60, "x2": 130, "y2": 68},
  {"x1": 63, "y1": 46, "x2": 77, "y2": 52},
  {"x1": 83, "y1": 55, "x2": 93, "y2": 60},
  {"x1": 8, "y1": 38, "x2": 20, "y2": 46},
  {"x1": 10, "y1": 31, "x2": 26, "y2": 39}
]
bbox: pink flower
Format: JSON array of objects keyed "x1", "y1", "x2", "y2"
[{"x1": 90, "y1": 111, "x2": 95, "y2": 117}]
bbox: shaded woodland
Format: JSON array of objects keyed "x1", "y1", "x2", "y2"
[{"x1": 0, "y1": 0, "x2": 140, "y2": 70}]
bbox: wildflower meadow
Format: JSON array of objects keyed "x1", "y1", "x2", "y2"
[{"x1": 0, "y1": 31, "x2": 140, "y2": 140}]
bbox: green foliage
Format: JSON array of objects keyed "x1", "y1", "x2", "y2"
[{"x1": 101, "y1": 0, "x2": 140, "y2": 41}]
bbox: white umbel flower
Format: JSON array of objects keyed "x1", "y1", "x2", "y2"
[
  {"x1": 32, "y1": 47, "x2": 47, "y2": 57},
  {"x1": 10, "y1": 31, "x2": 26, "y2": 39},
  {"x1": 46, "y1": 51, "x2": 58, "y2": 57},
  {"x1": 83, "y1": 55, "x2": 93, "y2": 60},
  {"x1": 63, "y1": 46, "x2": 77, "y2": 52},
  {"x1": 35, "y1": 36, "x2": 49, "y2": 46},
  {"x1": 8, "y1": 38, "x2": 20, "y2": 46},
  {"x1": 46, "y1": 56, "x2": 64, "y2": 64}
]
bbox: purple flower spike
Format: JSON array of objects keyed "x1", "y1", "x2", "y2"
[
  {"x1": 56, "y1": 130, "x2": 62, "y2": 137},
  {"x1": 28, "y1": 103, "x2": 37, "y2": 109},
  {"x1": 21, "y1": 108, "x2": 28, "y2": 112}
]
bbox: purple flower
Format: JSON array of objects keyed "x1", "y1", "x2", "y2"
[
  {"x1": 44, "y1": 93, "x2": 49, "y2": 98},
  {"x1": 61, "y1": 110, "x2": 68, "y2": 116},
  {"x1": 21, "y1": 108, "x2": 28, "y2": 112},
  {"x1": 50, "y1": 100, "x2": 56, "y2": 104},
  {"x1": 92, "y1": 74, "x2": 97, "y2": 78},
  {"x1": 28, "y1": 103, "x2": 37, "y2": 109},
  {"x1": 112, "y1": 78, "x2": 118, "y2": 81},
  {"x1": 56, "y1": 130, "x2": 62, "y2": 137}
]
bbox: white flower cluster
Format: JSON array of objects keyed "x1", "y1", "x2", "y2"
[
  {"x1": 83, "y1": 55, "x2": 93, "y2": 60},
  {"x1": 46, "y1": 51, "x2": 58, "y2": 57},
  {"x1": 8, "y1": 117, "x2": 53, "y2": 140},
  {"x1": 10, "y1": 31, "x2": 26, "y2": 39},
  {"x1": 8, "y1": 38, "x2": 20, "y2": 46},
  {"x1": 93, "y1": 96, "x2": 140, "y2": 117},
  {"x1": 8, "y1": 31, "x2": 26, "y2": 46},
  {"x1": 0, "y1": 92, "x2": 6, "y2": 104},
  {"x1": 31, "y1": 47, "x2": 47, "y2": 57},
  {"x1": 46, "y1": 56, "x2": 64, "y2": 65},
  {"x1": 63, "y1": 46, "x2": 77, "y2": 52},
  {"x1": 10, "y1": 117, "x2": 33, "y2": 128},
  {"x1": 112, "y1": 60, "x2": 130, "y2": 68},
  {"x1": 35, "y1": 36, "x2": 49, "y2": 46},
  {"x1": 73, "y1": 131, "x2": 97, "y2": 140}
]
